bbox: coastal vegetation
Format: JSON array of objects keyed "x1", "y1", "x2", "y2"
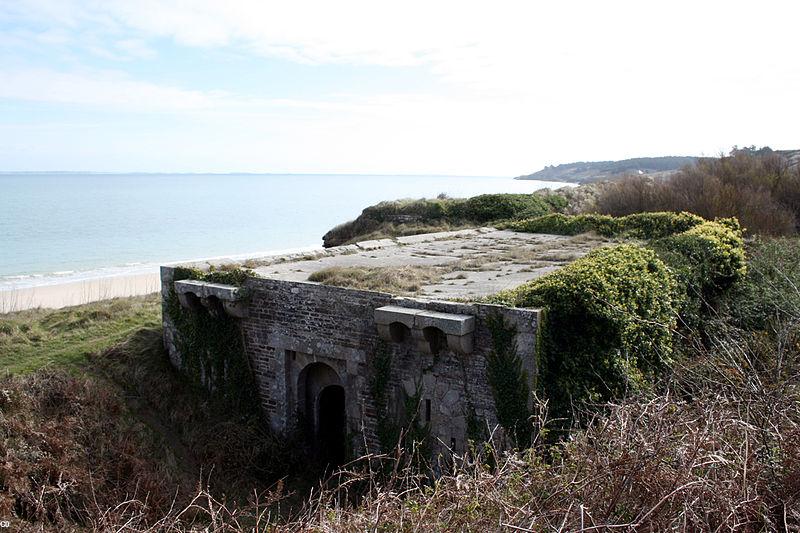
[
  {"x1": 492, "y1": 214, "x2": 747, "y2": 422},
  {"x1": 322, "y1": 192, "x2": 566, "y2": 247},
  {"x1": 0, "y1": 294, "x2": 160, "y2": 374},
  {"x1": 326, "y1": 148, "x2": 800, "y2": 246}
]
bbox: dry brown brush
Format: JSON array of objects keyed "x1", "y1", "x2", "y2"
[{"x1": 594, "y1": 148, "x2": 800, "y2": 235}]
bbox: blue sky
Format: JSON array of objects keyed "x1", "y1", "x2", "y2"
[{"x1": 1, "y1": 1, "x2": 798, "y2": 175}]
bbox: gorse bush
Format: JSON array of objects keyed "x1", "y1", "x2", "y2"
[
  {"x1": 503, "y1": 210, "x2": 705, "y2": 239},
  {"x1": 503, "y1": 212, "x2": 619, "y2": 236},
  {"x1": 449, "y1": 193, "x2": 565, "y2": 223},
  {"x1": 493, "y1": 215, "x2": 746, "y2": 419},
  {"x1": 492, "y1": 245, "x2": 677, "y2": 418},
  {"x1": 361, "y1": 198, "x2": 451, "y2": 223}
]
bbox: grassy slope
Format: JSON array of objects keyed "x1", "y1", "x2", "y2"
[
  {"x1": 0, "y1": 294, "x2": 160, "y2": 374},
  {"x1": 0, "y1": 296, "x2": 312, "y2": 530}
]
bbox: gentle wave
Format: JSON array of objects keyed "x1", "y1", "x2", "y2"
[{"x1": 0, "y1": 243, "x2": 323, "y2": 291}]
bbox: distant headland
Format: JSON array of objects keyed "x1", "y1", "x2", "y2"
[{"x1": 516, "y1": 155, "x2": 699, "y2": 183}]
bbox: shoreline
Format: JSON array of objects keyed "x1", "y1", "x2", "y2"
[
  {"x1": 0, "y1": 244, "x2": 324, "y2": 313},
  {"x1": 0, "y1": 272, "x2": 162, "y2": 313}
]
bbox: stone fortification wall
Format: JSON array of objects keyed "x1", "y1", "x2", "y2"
[{"x1": 161, "y1": 266, "x2": 540, "y2": 457}]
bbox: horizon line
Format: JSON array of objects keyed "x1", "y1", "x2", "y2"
[{"x1": 0, "y1": 170, "x2": 512, "y2": 178}]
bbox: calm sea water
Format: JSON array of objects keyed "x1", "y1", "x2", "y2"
[{"x1": 0, "y1": 173, "x2": 568, "y2": 289}]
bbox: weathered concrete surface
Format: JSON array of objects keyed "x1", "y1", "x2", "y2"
[{"x1": 248, "y1": 228, "x2": 610, "y2": 300}]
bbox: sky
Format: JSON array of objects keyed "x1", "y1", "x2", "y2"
[{"x1": 1, "y1": 0, "x2": 798, "y2": 175}]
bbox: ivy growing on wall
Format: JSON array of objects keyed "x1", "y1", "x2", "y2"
[
  {"x1": 369, "y1": 340, "x2": 430, "y2": 456},
  {"x1": 465, "y1": 401, "x2": 487, "y2": 444},
  {"x1": 485, "y1": 313, "x2": 531, "y2": 446},
  {"x1": 369, "y1": 340, "x2": 398, "y2": 452},
  {"x1": 166, "y1": 266, "x2": 258, "y2": 411}
]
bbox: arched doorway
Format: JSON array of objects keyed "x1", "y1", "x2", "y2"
[{"x1": 297, "y1": 362, "x2": 347, "y2": 465}]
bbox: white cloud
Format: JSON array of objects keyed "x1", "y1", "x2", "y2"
[
  {"x1": 11, "y1": 1, "x2": 798, "y2": 89},
  {"x1": 1, "y1": 0, "x2": 800, "y2": 173}
]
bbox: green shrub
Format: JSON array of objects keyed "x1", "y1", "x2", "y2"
[
  {"x1": 504, "y1": 211, "x2": 705, "y2": 239},
  {"x1": 323, "y1": 192, "x2": 569, "y2": 246},
  {"x1": 362, "y1": 198, "x2": 452, "y2": 222},
  {"x1": 449, "y1": 193, "x2": 554, "y2": 223},
  {"x1": 492, "y1": 245, "x2": 677, "y2": 418},
  {"x1": 503, "y1": 213, "x2": 619, "y2": 236},
  {"x1": 619, "y1": 212, "x2": 705, "y2": 239}
]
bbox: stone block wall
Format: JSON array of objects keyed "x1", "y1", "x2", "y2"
[{"x1": 161, "y1": 266, "x2": 540, "y2": 457}]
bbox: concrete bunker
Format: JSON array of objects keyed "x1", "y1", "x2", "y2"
[{"x1": 160, "y1": 229, "x2": 552, "y2": 458}]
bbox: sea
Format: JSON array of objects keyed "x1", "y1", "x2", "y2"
[{"x1": 0, "y1": 173, "x2": 570, "y2": 290}]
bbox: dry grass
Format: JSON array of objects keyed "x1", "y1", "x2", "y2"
[
  {"x1": 308, "y1": 265, "x2": 451, "y2": 295},
  {"x1": 0, "y1": 327, "x2": 314, "y2": 532}
]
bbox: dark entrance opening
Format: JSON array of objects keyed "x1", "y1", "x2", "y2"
[{"x1": 318, "y1": 385, "x2": 346, "y2": 466}]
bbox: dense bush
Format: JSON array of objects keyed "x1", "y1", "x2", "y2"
[
  {"x1": 449, "y1": 193, "x2": 564, "y2": 223},
  {"x1": 492, "y1": 245, "x2": 677, "y2": 418},
  {"x1": 594, "y1": 147, "x2": 800, "y2": 235},
  {"x1": 650, "y1": 219, "x2": 746, "y2": 302},
  {"x1": 495, "y1": 214, "x2": 748, "y2": 420},
  {"x1": 503, "y1": 212, "x2": 619, "y2": 236},
  {"x1": 504, "y1": 210, "x2": 705, "y2": 239}
]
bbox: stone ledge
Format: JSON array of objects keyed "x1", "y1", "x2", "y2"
[
  {"x1": 373, "y1": 305, "x2": 423, "y2": 328},
  {"x1": 415, "y1": 310, "x2": 475, "y2": 336},
  {"x1": 374, "y1": 305, "x2": 475, "y2": 354},
  {"x1": 174, "y1": 279, "x2": 249, "y2": 318}
]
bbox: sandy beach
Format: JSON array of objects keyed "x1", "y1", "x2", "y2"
[{"x1": 0, "y1": 272, "x2": 161, "y2": 313}]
